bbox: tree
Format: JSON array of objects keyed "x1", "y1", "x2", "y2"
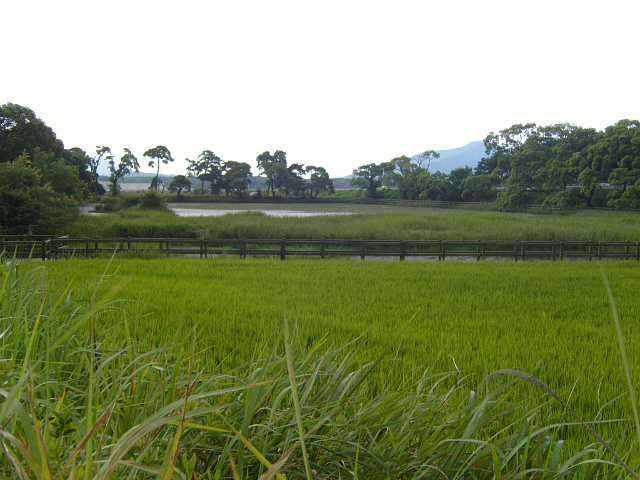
[
  {"x1": 478, "y1": 123, "x2": 537, "y2": 180},
  {"x1": 578, "y1": 167, "x2": 601, "y2": 208},
  {"x1": 389, "y1": 156, "x2": 425, "y2": 200},
  {"x1": 32, "y1": 148, "x2": 86, "y2": 199},
  {"x1": 84, "y1": 146, "x2": 112, "y2": 196},
  {"x1": 418, "y1": 171, "x2": 456, "y2": 201},
  {"x1": 0, "y1": 103, "x2": 64, "y2": 164},
  {"x1": 168, "y1": 175, "x2": 191, "y2": 197},
  {"x1": 415, "y1": 150, "x2": 440, "y2": 170},
  {"x1": 282, "y1": 163, "x2": 306, "y2": 197},
  {"x1": 144, "y1": 145, "x2": 173, "y2": 191},
  {"x1": 187, "y1": 150, "x2": 224, "y2": 195},
  {"x1": 461, "y1": 174, "x2": 494, "y2": 202},
  {"x1": 223, "y1": 161, "x2": 252, "y2": 197},
  {"x1": 63, "y1": 147, "x2": 96, "y2": 195},
  {"x1": 0, "y1": 154, "x2": 78, "y2": 234},
  {"x1": 256, "y1": 150, "x2": 289, "y2": 197},
  {"x1": 448, "y1": 166, "x2": 473, "y2": 200},
  {"x1": 306, "y1": 166, "x2": 334, "y2": 198},
  {"x1": 351, "y1": 162, "x2": 395, "y2": 198},
  {"x1": 108, "y1": 148, "x2": 140, "y2": 195}
]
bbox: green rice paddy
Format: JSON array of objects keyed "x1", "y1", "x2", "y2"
[
  {"x1": 4, "y1": 253, "x2": 640, "y2": 478},
  {"x1": 41, "y1": 258, "x2": 640, "y2": 430}
]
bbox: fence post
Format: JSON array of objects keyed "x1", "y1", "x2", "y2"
[
  {"x1": 440, "y1": 240, "x2": 445, "y2": 261},
  {"x1": 86, "y1": 238, "x2": 90, "y2": 257},
  {"x1": 242, "y1": 238, "x2": 247, "y2": 259},
  {"x1": 360, "y1": 238, "x2": 365, "y2": 260},
  {"x1": 280, "y1": 238, "x2": 286, "y2": 260},
  {"x1": 321, "y1": 239, "x2": 325, "y2": 259},
  {"x1": 400, "y1": 239, "x2": 405, "y2": 261}
]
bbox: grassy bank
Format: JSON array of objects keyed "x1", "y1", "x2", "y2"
[{"x1": 2, "y1": 257, "x2": 639, "y2": 478}]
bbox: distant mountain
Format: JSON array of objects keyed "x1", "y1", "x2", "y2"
[{"x1": 411, "y1": 141, "x2": 486, "y2": 174}]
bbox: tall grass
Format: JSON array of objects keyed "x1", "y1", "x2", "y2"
[
  {"x1": 1, "y1": 258, "x2": 638, "y2": 478},
  {"x1": 69, "y1": 205, "x2": 640, "y2": 241}
]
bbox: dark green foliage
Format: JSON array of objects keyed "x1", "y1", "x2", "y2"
[
  {"x1": 0, "y1": 156, "x2": 78, "y2": 234},
  {"x1": 168, "y1": 174, "x2": 191, "y2": 197},
  {"x1": 144, "y1": 145, "x2": 173, "y2": 191},
  {"x1": 351, "y1": 161, "x2": 396, "y2": 198},
  {"x1": 95, "y1": 191, "x2": 170, "y2": 213},
  {"x1": 108, "y1": 148, "x2": 140, "y2": 195},
  {"x1": 0, "y1": 102, "x2": 64, "y2": 163},
  {"x1": 223, "y1": 161, "x2": 252, "y2": 197}
]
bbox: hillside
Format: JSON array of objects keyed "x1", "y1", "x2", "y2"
[{"x1": 411, "y1": 140, "x2": 486, "y2": 174}]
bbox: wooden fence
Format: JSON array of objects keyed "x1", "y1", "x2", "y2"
[{"x1": 2, "y1": 235, "x2": 640, "y2": 261}]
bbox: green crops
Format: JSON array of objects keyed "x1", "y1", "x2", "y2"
[
  {"x1": 42, "y1": 259, "x2": 640, "y2": 423},
  {"x1": 3, "y1": 257, "x2": 640, "y2": 478}
]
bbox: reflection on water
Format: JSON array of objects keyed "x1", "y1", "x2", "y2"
[{"x1": 170, "y1": 207, "x2": 353, "y2": 218}]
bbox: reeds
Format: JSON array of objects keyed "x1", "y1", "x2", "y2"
[{"x1": 69, "y1": 205, "x2": 640, "y2": 241}]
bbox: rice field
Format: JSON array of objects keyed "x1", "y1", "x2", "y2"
[
  {"x1": 4, "y1": 254, "x2": 640, "y2": 478},
  {"x1": 39, "y1": 258, "x2": 640, "y2": 440}
]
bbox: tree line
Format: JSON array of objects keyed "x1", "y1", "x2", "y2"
[
  {"x1": 0, "y1": 103, "x2": 336, "y2": 234},
  {"x1": 2, "y1": 100, "x2": 639, "y2": 234},
  {"x1": 350, "y1": 120, "x2": 640, "y2": 210}
]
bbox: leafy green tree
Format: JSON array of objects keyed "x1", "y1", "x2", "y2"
[
  {"x1": 477, "y1": 123, "x2": 537, "y2": 180},
  {"x1": 351, "y1": 162, "x2": 395, "y2": 198},
  {"x1": 389, "y1": 156, "x2": 425, "y2": 200},
  {"x1": 461, "y1": 174, "x2": 494, "y2": 202},
  {"x1": 0, "y1": 103, "x2": 64, "y2": 164},
  {"x1": 168, "y1": 175, "x2": 191, "y2": 197},
  {"x1": 144, "y1": 145, "x2": 173, "y2": 191},
  {"x1": 448, "y1": 167, "x2": 473, "y2": 200},
  {"x1": 541, "y1": 126, "x2": 596, "y2": 191},
  {"x1": 187, "y1": 150, "x2": 224, "y2": 195},
  {"x1": 63, "y1": 147, "x2": 94, "y2": 191},
  {"x1": 32, "y1": 148, "x2": 86, "y2": 199},
  {"x1": 306, "y1": 166, "x2": 334, "y2": 198},
  {"x1": 108, "y1": 148, "x2": 140, "y2": 195},
  {"x1": 282, "y1": 163, "x2": 306, "y2": 197},
  {"x1": 256, "y1": 150, "x2": 290, "y2": 197},
  {"x1": 0, "y1": 154, "x2": 78, "y2": 234},
  {"x1": 608, "y1": 185, "x2": 640, "y2": 209},
  {"x1": 418, "y1": 171, "x2": 456, "y2": 201},
  {"x1": 415, "y1": 150, "x2": 440, "y2": 170},
  {"x1": 541, "y1": 189, "x2": 583, "y2": 209},
  {"x1": 578, "y1": 167, "x2": 601, "y2": 208},
  {"x1": 223, "y1": 161, "x2": 252, "y2": 197}
]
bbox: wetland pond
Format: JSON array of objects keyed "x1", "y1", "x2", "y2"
[{"x1": 168, "y1": 203, "x2": 362, "y2": 217}]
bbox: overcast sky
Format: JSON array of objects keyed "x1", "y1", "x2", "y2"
[{"x1": 3, "y1": 0, "x2": 639, "y2": 177}]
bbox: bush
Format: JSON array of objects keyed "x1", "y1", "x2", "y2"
[
  {"x1": 95, "y1": 191, "x2": 170, "y2": 213},
  {"x1": 541, "y1": 189, "x2": 583, "y2": 209}
]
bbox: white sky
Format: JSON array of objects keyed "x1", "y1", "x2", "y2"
[{"x1": 2, "y1": 0, "x2": 639, "y2": 178}]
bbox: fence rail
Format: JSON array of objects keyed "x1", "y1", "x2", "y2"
[{"x1": 2, "y1": 235, "x2": 640, "y2": 261}]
